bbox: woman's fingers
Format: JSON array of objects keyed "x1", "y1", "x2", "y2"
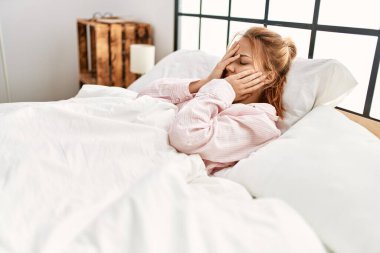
[
  {"x1": 221, "y1": 54, "x2": 240, "y2": 68},
  {"x1": 240, "y1": 71, "x2": 263, "y2": 84},
  {"x1": 230, "y1": 69, "x2": 257, "y2": 80},
  {"x1": 219, "y1": 42, "x2": 240, "y2": 74},
  {"x1": 244, "y1": 79, "x2": 267, "y2": 93},
  {"x1": 213, "y1": 42, "x2": 239, "y2": 78},
  {"x1": 243, "y1": 73, "x2": 267, "y2": 88},
  {"x1": 227, "y1": 41, "x2": 239, "y2": 54},
  {"x1": 236, "y1": 93, "x2": 251, "y2": 102},
  {"x1": 222, "y1": 41, "x2": 239, "y2": 61}
]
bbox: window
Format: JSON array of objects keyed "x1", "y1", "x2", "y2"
[
  {"x1": 319, "y1": 0, "x2": 379, "y2": 29},
  {"x1": 313, "y1": 32, "x2": 377, "y2": 114},
  {"x1": 231, "y1": 0, "x2": 265, "y2": 20},
  {"x1": 267, "y1": 26, "x2": 311, "y2": 59},
  {"x1": 200, "y1": 18, "x2": 228, "y2": 56},
  {"x1": 178, "y1": 0, "x2": 200, "y2": 14},
  {"x1": 176, "y1": 0, "x2": 380, "y2": 120},
  {"x1": 370, "y1": 70, "x2": 380, "y2": 120},
  {"x1": 228, "y1": 22, "x2": 262, "y2": 46},
  {"x1": 269, "y1": 0, "x2": 315, "y2": 23},
  {"x1": 202, "y1": 0, "x2": 229, "y2": 16},
  {"x1": 178, "y1": 16, "x2": 200, "y2": 50}
]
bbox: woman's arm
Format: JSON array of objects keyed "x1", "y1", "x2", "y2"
[
  {"x1": 188, "y1": 78, "x2": 210, "y2": 93},
  {"x1": 137, "y1": 41, "x2": 242, "y2": 104},
  {"x1": 168, "y1": 79, "x2": 281, "y2": 164},
  {"x1": 137, "y1": 78, "x2": 209, "y2": 104}
]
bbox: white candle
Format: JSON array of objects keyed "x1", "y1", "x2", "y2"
[{"x1": 130, "y1": 44, "x2": 155, "y2": 74}]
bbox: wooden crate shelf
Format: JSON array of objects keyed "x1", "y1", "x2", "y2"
[{"x1": 77, "y1": 18, "x2": 153, "y2": 88}]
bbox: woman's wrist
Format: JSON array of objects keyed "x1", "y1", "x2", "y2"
[{"x1": 189, "y1": 78, "x2": 211, "y2": 93}]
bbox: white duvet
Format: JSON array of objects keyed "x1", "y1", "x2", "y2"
[{"x1": 0, "y1": 85, "x2": 326, "y2": 253}]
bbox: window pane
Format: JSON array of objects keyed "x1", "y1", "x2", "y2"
[
  {"x1": 231, "y1": 0, "x2": 265, "y2": 19},
  {"x1": 269, "y1": 0, "x2": 315, "y2": 23},
  {"x1": 314, "y1": 32, "x2": 377, "y2": 114},
  {"x1": 202, "y1": 0, "x2": 229, "y2": 16},
  {"x1": 179, "y1": 0, "x2": 200, "y2": 14},
  {"x1": 319, "y1": 0, "x2": 379, "y2": 29},
  {"x1": 178, "y1": 16, "x2": 200, "y2": 50},
  {"x1": 228, "y1": 21, "x2": 263, "y2": 44},
  {"x1": 267, "y1": 26, "x2": 310, "y2": 59},
  {"x1": 200, "y1": 18, "x2": 228, "y2": 57},
  {"x1": 370, "y1": 66, "x2": 380, "y2": 120}
]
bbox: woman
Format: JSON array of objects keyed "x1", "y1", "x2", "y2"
[{"x1": 138, "y1": 27, "x2": 297, "y2": 174}]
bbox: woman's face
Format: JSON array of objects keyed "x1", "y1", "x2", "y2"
[
  {"x1": 223, "y1": 37, "x2": 266, "y2": 104},
  {"x1": 223, "y1": 37, "x2": 260, "y2": 78}
]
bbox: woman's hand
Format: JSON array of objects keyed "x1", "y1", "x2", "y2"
[
  {"x1": 189, "y1": 42, "x2": 241, "y2": 94},
  {"x1": 208, "y1": 41, "x2": 241, "y2": 80},
  {"x1": 225, "y1": 69, "x2": 267, "y2": 102}
]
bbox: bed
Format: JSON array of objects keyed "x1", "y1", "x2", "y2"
[{"x1": 0, "y1": 50, "x2": 379, "y2": 253}]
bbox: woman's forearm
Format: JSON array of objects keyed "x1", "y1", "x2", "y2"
[
  {"x1": 169, "y1": 79, "x2": 235, "y2": 154},
  {"x1": 188, "y1": 78, "x2": 210, "y2": 93},
  {"x1": 138, "y1": 78, "x2": 198, "y2": 104}
]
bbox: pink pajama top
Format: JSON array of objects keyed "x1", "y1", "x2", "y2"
[{"x1": 138, "y1": 78, "x2": 281, "y2": 174}]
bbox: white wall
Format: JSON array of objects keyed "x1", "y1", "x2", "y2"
[
  {"x1": 124, "y1": 0, "x2": 175, "y2": 62},
  {"x1": 0, "y1": 23, "x2": 8, "y2": 102},
  {"x1": 0, "y1": 0, "x2": 175, "y2": 103}
]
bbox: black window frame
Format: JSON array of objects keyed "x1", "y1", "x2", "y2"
[{"x1": 174, "y1": 0, "x2": 380, "y2": 122}]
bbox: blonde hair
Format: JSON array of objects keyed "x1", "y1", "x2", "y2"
[{"x1": 242, "y1": 27, "x2": 297, "y2": 118}]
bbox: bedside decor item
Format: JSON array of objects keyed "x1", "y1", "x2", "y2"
[
  {"x1": 77, "y1": 16, "x2": 153, "y2": 88},
  {"x1": 130, "y1": 44, "x2": 155, "y2": 74}
]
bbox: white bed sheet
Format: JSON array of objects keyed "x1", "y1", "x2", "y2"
[{"x1": 0, "y1": 85, "x2": 326, "y2": 253}]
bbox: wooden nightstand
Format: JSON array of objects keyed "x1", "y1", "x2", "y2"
[{"x1": 77, "y1": 18, "x2": 153, "y2": 88}]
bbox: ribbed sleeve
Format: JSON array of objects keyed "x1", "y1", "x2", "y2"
[
  {"x1": 137, "y1": 78, "x2": 199, "y2": 104},
  {"x1": 168, "y1": 79, "x2": 281, "y2": 174},
  {"x1": 138, "y1": 77, "x2": 281, "y2": 174}
]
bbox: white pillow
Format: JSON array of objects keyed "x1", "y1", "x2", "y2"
[
  {"x1": 128, "y1": 50, "x2": 219, "y2": 92},
  {"x1": 215, "y1": 106, "x2": 380, "y2": 253},
  {"x1": 129, "y1": 50, "x2": 357, "y2": 132},
  {"x1": 279, "y1": 58, "x2": 357, "y2": 133}
]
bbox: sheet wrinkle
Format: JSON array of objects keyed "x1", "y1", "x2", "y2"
[{"x1": 0, "y1": 89, "x2": 326, "y2": 253}]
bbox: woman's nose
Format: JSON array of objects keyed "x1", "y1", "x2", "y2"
[{"x1": 226, "y1": 63, "x2": 235, "y2": 73}]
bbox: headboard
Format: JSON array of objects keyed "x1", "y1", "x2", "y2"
[{"x1": 174, "y1": 0, "x2": 380, "y2": 128}]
